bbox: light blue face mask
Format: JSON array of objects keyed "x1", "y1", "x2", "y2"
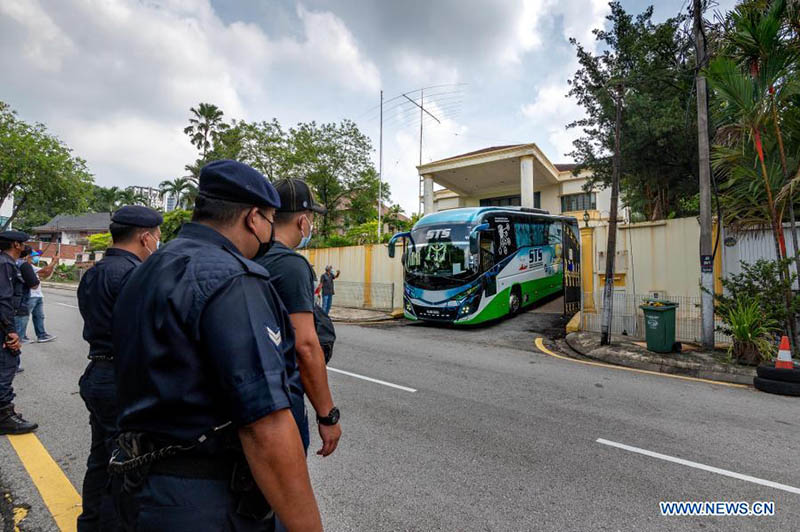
[{"x1": 297, "y1": 216, "x2": 313, "y2": 249}]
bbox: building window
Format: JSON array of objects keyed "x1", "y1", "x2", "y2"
[
  {"x1": 480, "y1": 192, "x2": 541, "y2": 208},
  {"x1": 561, "y1": 192, "x2": 596, "y2": 213}
]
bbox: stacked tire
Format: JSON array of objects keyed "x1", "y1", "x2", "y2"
[{"x1": 754, "y1": 362, "x2": 800, "y2": 396}]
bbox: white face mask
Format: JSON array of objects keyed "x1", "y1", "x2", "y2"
[
  {"x1": 144, "y1": 232, "x2": 160, "y2": 256},
  {"x1": 297, "y1": 215, "x2": 313, "y2": 249}
]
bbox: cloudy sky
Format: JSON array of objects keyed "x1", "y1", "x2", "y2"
[{"x1": 1, "y1": 0, "x2": 737, "y2": 214}]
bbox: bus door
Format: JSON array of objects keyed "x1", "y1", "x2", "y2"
[
  {"x1": 480, "y1": 233, "x2": 497, "y2": 296},
  {"x1": 562, "y1": 221, "x2": 581, "y2": 315}
]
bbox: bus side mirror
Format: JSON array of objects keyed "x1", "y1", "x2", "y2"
[
  {"x1": 388, "y1": 232, "x2": 410, "y2": 258},
  {"x1": 469, "y1": 223, "x2": 490, "y2": 254}
]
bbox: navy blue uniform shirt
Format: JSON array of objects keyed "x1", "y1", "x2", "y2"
[
  {"x1": 77, "y1": 248, "x2": 141, "y2": 358},
  {"x1": 112, "y1": 223, "x2": 301, "y2": 444},
  {"x1": 0, "y1": 253, "x2": 24, "y2": 334}
]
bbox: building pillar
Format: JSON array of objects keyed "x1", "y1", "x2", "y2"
[
  {"x1": 520, "y1": 156, "x2": 534, "y2": 208},
  {"x1": 423, "y1": 174, "x2": 435, "y2": 214},
  {"x1": 580, "y1": 226, "x2": 595, "y2": 311}
]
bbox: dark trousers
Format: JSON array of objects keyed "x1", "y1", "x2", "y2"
[
  {"x1": 78, "y1": 361, "x2": 119, "y2": 531},
  {"x1": 0, "y1": 347, "x2": 19, "y2": 408},
  {"x1": 290, "y1": 393, "x2": 309, "y2": 453},
  {"x1": 118, "y1": 474, "x2": 275, "y2": 531}
]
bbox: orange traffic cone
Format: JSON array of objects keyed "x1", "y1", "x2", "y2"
[{"x1": 775, "y1": 336, "x2": 794, "y2": 369}]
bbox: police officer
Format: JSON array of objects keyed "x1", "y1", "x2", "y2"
[
  {"x1": 257, "y1": 179, "x2": 340, "y2": 457},
  {"x1": 111, "y1": 160, "x2": 322, "y2": 531},
  {"x1": 0, "y1": 231, "x2": 37, "y2": 435},
  {"x1": 76, "y1": 205, "x2": 163, "y2": 532}
]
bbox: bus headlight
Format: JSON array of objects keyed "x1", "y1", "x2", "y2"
[{"x1": 458, "y1": 291, "x2": 481, "y2": 316}]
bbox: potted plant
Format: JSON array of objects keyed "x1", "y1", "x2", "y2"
[{"x1": 718, "y1": 296, "x2": 778, "y2": 365}]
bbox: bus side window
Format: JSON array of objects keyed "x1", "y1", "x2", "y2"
[{"x1": 548, "y1": 222, "x2": 562, "y2": 245}]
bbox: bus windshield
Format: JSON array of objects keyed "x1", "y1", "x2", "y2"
[{"x1": 405, "y1": 224, "x2": 478, "y2": 290}]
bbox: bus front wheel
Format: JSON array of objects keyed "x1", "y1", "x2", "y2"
[{"x1": 509, "y1": 286, "x2": 521, "y2": 315}]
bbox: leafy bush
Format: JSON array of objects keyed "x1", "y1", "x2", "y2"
[
  {"x1": 50, "y1": 264, "x2": 79, "y2": 283},
  {"x1": 714, "y1": 259, "x2": 800, "y2": 334},
  {"x1": 88, "y1": 232, "x2": 112, "y2": 251},
  {"x1": 719, "y1": 296, "x2": 778, "y2": 365},
  {"x1": 161, "y1": 209, "x2": 193, "y2": 243},
  {"x1": 315, "y1": 235, "x2": 353, "y2": 248}
]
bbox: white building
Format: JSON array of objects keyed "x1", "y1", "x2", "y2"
[
  {"x1": 419, "y1": 144, "x2": 612, "y2": 222},
  {"x1": 129, "y1": 186, "x2": 165, "y2": 210}
]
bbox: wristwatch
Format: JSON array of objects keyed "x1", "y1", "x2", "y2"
[{"x1": 317, "y1": 406, "x2": 340, "y2": 426}]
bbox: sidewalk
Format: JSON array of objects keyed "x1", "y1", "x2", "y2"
[
  {"x1": 41, "y1": 281, "x2": 78, "y2": 291},
  {"x1": 565, "y1": 331, "x2": 755, "y2": 385},
  {"x1": 327, "y1": 306, "x2": 397, "y2": 323}
]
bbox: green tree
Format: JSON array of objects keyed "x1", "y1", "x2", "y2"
[
  {"x1": 184, "y1": 103, "x2": 230, "y2": 180},
  {"x1": 284, "y1": 120, "x2": 388, "y2": 237},
  {"x1": 236, "y1": 119, "x2": 288, "y2": 180},
  {"x1": 0, "y1": 102, "x2": 94, "y2": 230},
  {"x1": 567, "y1": 3, "x2": 700, "y2": 219},
  {"x1": 159, "y1": 178, "x2": 191, "y2": 210},
  {"x1": 88, "y1": 232, "x2": 112, "y2": 251}
]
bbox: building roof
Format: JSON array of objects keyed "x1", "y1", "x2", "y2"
[
  {"x1": 437, "y1": 145, "x2": 526, "y2": 162},
  {"x1": 555, "y1": 163, "x2": 578, "y2": 172},
  {"x1": 32, "y1": 212, "x2": 111, "y2": 233}
]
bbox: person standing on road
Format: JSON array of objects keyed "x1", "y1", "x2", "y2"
[
  {"x1": 0, "y1": 231, "x2": 37, "y2": 435},
  {"x1": 319, "y1": 265, "x2": 340, "y2": 315},
  {"x1": 76, "y1": 205, "x2": 163, "y2": 532},
  {"x1": 256, "y1": 178, "x2": 341, "y2": 460},
  {"x1": 110, "y1": 161, "x2": 322, "y2": 531},
  {"x1": 16, "y1": 249, "x2": 58, "y2": 344}
]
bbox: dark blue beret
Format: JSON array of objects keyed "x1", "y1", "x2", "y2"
[
  {"x1": 199, "y1": 160, "x2": 281, "y2": 208},
  {"x1": 0, "y1": 230, "x2": 29, "y2": 242},
  {"x1": 111, "y1": 205, "x2": 163, "y2": 227}
]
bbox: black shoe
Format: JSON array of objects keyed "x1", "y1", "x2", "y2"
[
  {"x1": 15, "y1": 367, "x2": 23, "y2": 374},
  {"x1": 0, "y1": 407, "x2": 38, "y2": 435}
]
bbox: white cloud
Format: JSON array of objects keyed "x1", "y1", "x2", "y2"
[
  {"x1": 501, "y1": 0, "x2": 551, "y2": 64},
  {"x1": 0, "y1": 0, "x2": 75, "y2": 71},
  {"x1": 0, "y1": 0, "x2": 379, "y2": 186},
  {"x1": 518, "y1": 0, "x2": 610, "y2": 161}
]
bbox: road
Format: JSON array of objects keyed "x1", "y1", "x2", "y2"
[{"x1": 1, "y1": 288, "x2": 799, "y2": 531}]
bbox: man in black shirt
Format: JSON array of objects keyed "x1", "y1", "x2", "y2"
[
  {"x1": 319, "y1": 265, "x2": 340, "y2": 315},
  {"x1": 257, "y1": 178, "x2": 341, "y2": 458},
  {"x1": 76, "y1": 205, "x2": 162, "y2": 532}
]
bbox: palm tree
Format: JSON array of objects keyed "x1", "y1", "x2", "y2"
[
  {"x1": 117, "y1": 188, "x2": 147, "y2": 207},
  {"x1": 159, "y1": 178, "x2": 191, "y2": 211},
  {"x1": 92, "y1": 186, "x2": 119, "y2": 214},
  {"x1": 184, "y1": 103, "x2": 227, "y2": 160}
]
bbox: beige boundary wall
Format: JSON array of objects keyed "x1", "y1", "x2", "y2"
[
  {"x1": 299, "y1": 244, "x2": 404, "y2": 309},
  {"x1": 299, "y1": 216, "x2": 714, "y2": 311}
]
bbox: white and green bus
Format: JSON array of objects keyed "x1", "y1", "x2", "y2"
[{"x1": 388, "y1": 207, "x2": 581, "y2": 325}]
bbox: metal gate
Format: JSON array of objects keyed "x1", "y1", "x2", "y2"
[{"x1": 563, "y1": 222, "x2": 581, "y2": 314}]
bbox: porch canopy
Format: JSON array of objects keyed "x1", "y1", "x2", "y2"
[{"x1": 417, "y1": 143, "x2": 561, "y2": 213}]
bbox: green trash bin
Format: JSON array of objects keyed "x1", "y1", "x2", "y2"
[{"x1": 640, "y1": 299, "x2": 679, "y2": 353}]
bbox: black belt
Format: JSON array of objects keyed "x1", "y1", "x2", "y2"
[
  {"x1": 88, "y1": 355, "x2": 113, "y2": 361},
  {"x1": 148, "y1": 453, "x2": 234, "y2": 480}
]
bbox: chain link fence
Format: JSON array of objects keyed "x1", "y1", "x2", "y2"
[
  {"x1": 323, "y1": 281, "x2": 395, "y2": 311},
  {"x1": 581, "y1": 292, "x2": 731, "y2": 345}
]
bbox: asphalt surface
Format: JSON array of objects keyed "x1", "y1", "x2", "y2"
[{"x1": 1, "y1": 288, "x2": 799, "y2": 531}]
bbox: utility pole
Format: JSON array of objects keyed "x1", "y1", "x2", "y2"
[
  {"x1": 601, "y1": 83, "x2": 623, "y2": 346},
  {"x1": 693, "y1": 0, "x2": 715, "y2": 350},
  {"x1": 419, "y1": 89, "x2": 424, "y2": 214},
  {"x1": 403, "y1": 90, "x2": 440, "y2": 215},
  {"x1": 378, "y1": 90, "x2": 383, "y2": 239}
]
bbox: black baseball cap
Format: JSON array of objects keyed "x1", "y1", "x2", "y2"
[{"x1": 273, "y1": 178, "x2": 327, "y2": 214}]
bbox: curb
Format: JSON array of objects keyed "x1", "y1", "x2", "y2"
[
  {"x1": 564, "y1": 334, "x2": 754, "y2": 386},
  {"x1": 41, "y1": 282, "x2": 78, "y2": 292}
]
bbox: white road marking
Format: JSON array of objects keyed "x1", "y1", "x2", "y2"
[
  {"x1": 53, "y1": 302, "x2": 79, "y2": 309},
  {"x1": 327, "y1": 367, "x2": 417, "y2": 393},
  {"x1": 597, "y1": 438, "x2": 800, "y2": 495}
]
